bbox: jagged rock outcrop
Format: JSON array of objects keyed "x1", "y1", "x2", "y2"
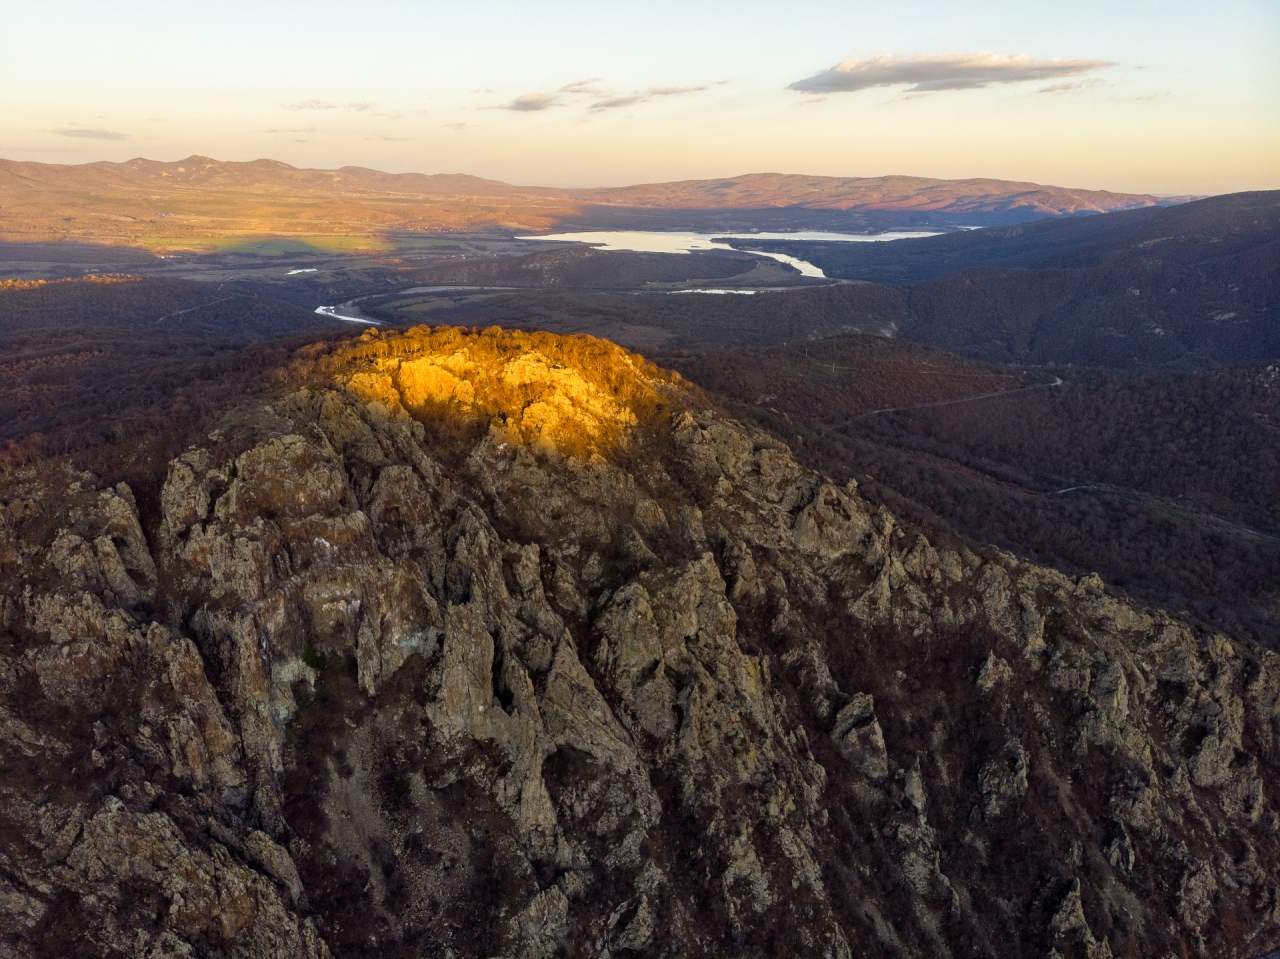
[
  {"x1": 1, "y1": 326, "x2": 1277, "y2": 958},
  {"x1": 832, "y1": 693, "x2": 890, "y2": 779}
]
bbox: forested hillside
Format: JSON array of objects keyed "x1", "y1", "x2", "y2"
[
  {"x1": 0, "y1": 278, "x2": 352, "y2": 481},
  {"x1": 670, "y1": 335, "x2": 1280, "y2": 647},
  {"x1": 733, "y1": 191, "x2": 1278, "y2": 284}
]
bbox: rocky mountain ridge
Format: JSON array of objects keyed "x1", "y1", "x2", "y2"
[{"x1": 0, "y1": 327, "x2": 1277, "y2": 958}]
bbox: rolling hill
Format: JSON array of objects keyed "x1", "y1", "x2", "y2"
[
  {"x1": 718, "y1": 191, "x2": 1279, "y2": 368},
  {"x1": 0, "y1": 155, "x2": 1186, "y2": 245},
  {"x1": 734, "y1": 190, "x2": 1279, "y2": 284}
]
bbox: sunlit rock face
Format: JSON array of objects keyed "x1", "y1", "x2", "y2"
[
  {"x1": 0, "y1": 326, "x2": 1278, "y2": 959},
  {"x1": 331, "y1": 326, "x2": 679, "y2": 455}
]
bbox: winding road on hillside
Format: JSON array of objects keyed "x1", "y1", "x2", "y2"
[
  {"x1": 156, "y1": 296, "x2": 237, "y2": 323},
  {"x1": 842, "y1": 376, "x2": 1064, "y2": 425},
  {"x1": 802, "y1": 373, "x2": 1277, "y2": 545},
  {"x1": 810, "y1": 377, "x2": 1277, "y2": 545},
  {"x1": 1051, "y1": 481, "x2": 1277, "y2": 542}
]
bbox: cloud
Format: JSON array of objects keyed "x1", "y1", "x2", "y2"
[
  {"x1": 503, "y1": 92, "x2": 561, "y2": 111},
  {"x1": 650, "y1": 85, "x2": 708, "y2": 97},
  {"x1": 790, "y1": 52, "x2": 1113, "y2": 96},
  {"x1": 263, "y1": 126, "x2": 317, "y2": 134},
  {"x1": 502, "y1": 81, "x2": 712, "y2": 113},
  {"x1": 591, "y1": 94, "x2": 646, "y2": 110},
  {"x1": 589, "y1": 84, "x2": 710, "y2": 111},
  {"x1": 281, "y1": 100, "x2": 384, "y2": 113},
  {"x1": 1039, "y1": 77, "x2": 1105, "y2": 94},
  {"x1": 146, "y1": 117, "x2": 168, "y2": 123},
  {"x1": 53, "y1": 127, "x2": 128, "y2": 140},
  {"x1": 440, "y1": 122, "x2": 469, "y2": 130},
  {"x1": 559, "y1": 78, "x2": 603, "y2": 94}
]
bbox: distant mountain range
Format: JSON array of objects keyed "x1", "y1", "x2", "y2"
[
  {"x1": 0, "y1": 155, "x2": 1191, "y2": 243},
  {"x1": 586, "y1": 171, "x2": 1186, "y2": 219}
]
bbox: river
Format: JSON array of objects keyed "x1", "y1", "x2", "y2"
[{"x1": 515, "y1": 229, "x2": 941, "y2": 280}]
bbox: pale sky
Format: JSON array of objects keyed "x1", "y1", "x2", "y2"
[{"x1": 2, "y1": 0, "x2": 1277, "y2": 194}]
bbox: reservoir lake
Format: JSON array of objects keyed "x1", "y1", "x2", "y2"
[{"x1": 516, "y1": 230, "x2": 942, "y2": 280}]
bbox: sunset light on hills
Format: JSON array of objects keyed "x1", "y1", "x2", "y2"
[
  {"x1": 1, "y1": 3, "x2": 1278, "y2": 958},
  {"x1": 2, "y1": 0, "x2": 1276, "y2": 195}
]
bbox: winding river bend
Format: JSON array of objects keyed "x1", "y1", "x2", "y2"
[
  {"x1": 516, "y1": 229, "x2": 942, "y2": 279},
  {"x1": 313, "y1": 229, "x2": 946, "y2": 317}
]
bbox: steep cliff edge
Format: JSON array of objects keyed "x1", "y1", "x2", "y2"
[{"x1": 1, "y1": 326, "x2": 1277, "y2": 958}]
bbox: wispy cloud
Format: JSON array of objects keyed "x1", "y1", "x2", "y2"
[
  {"x1": 588, "y1": 84, "x2": 709, "y2": 111},
  {"x1": 263, "y1": 126, "x2": 317, "y2": 134},
  {"x1": 559, "y1": 78, "x2": 603, "y2": 94},
  {"x1": 281, "y1": 99, "x2": 389, "y2": 113},
  {"x1": 650, "y1": 85, "x2": 709, "y2": 97},
  {"x1": 53, "y1": 127, "x2": 128, "y2": 140},
  {"x1": 591, "y1": 94, "x2": 646, "y2": 110},
  {"x1": 503, "y1": 92, "x2": 561, "y2": 111},
  {"x1": 790, "y1": 52, "x2": 1113, "y2": 96},
  {"x1": 499, "y1": 80, "x2": 712, "y2": 113},
  {"x1": 1039, "y1": 77, "x2": 1105, "y2": 94}
]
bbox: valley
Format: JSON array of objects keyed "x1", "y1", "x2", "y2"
[
  {"x1": 2, "y1": 190, "x2": 1277, "y2": 657},
  {"x1": 6, "y1": 0, "x2": 1277, "y2": 951},
  {"x1": 668, "y1": 336, "x2": 1280, "y2": 647},
  {"x1": 0, "y1": 167, "x2": 1277, "y2": 959}
]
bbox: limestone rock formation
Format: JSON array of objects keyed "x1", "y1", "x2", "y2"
[{"x1": 0, "y1": 326, "x2": 1277, "y2": 958}]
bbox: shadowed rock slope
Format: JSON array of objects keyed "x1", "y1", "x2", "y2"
[{"x1": 1, "y1": 327, "x2": 1277, "y2": 958}]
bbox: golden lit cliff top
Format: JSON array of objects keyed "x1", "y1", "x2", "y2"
[{"x1": 292, "y1": 325, "x2": 690, "y2": 456}]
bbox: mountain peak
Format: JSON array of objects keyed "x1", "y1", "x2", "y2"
[
  {"x1": 1, "y1": 324, "x2": 1277, "y2": 957},
  {"x1": 312, "y1": 325, "x2": 685, "y2": 456}
]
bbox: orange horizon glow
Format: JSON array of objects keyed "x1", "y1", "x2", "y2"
[{"x1": 1, "y1": 1, "x2": 1276, "y2": 197}]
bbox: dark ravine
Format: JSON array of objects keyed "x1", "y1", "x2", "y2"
[{"x1": 1, "y1": 326, "x2": 1278, "y2": 958}]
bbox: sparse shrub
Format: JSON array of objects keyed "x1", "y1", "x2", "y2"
[{"x1": 302, "y1": 642, "x2": 327, "y2": 671}]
